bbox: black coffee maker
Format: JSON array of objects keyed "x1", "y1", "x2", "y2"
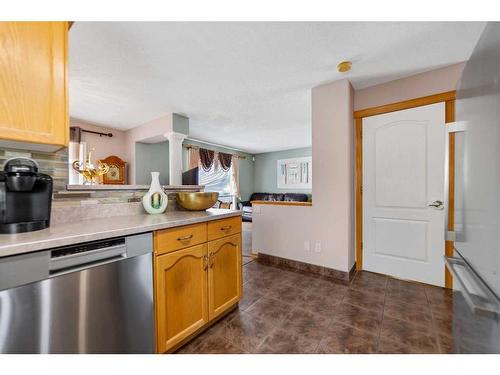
[{"x1": 0, "y1": 158, "x2": 53, "y2": 234}]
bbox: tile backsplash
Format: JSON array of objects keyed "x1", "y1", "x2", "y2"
[
  {"x1": 0, "y1": 146, "x2": 202, "y2": 221},
  {"x1": 0, "y1": 146, "x2": 68, "y2": 191}
]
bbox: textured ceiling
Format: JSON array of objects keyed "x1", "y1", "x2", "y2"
[{"x1": 69, "y1": 22, "x2": 485, "y2": 153}]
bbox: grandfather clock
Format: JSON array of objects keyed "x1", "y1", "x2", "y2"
[{"x1": 99, "y1": 155, "x2": 127, "y2": 185}]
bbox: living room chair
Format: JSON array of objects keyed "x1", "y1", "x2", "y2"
[{"x1": 215, "y1": 200, "x2": 232, "y2": 209}]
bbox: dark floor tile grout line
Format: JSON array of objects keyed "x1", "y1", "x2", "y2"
[
  {"x1": 375, "y1": 283, "x2": 388, "y2": 353},
  {"x1": 424, "y1": 285, "x2": 456, "y2": 353},
  {"x1": 218, "y1": 264, "x2": 450, "y2": 354},
  {"x1": 426, "y1": 292, "x2": 445, "y2": 353}
]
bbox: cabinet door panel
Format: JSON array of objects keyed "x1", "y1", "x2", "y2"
[
  {"x1": 208, "y1": 234, "x2": 242, "y2": 320},
  {"x1": 155, "y1": 244, "x2": 208, "y2": 353},
  {"x1": 0, "y1": 22, "x2": 68, "y2": 146}
]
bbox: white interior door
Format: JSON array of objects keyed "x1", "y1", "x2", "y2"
[{"x1": 362, "y1": 102, "x2": 446, "y2": 286}]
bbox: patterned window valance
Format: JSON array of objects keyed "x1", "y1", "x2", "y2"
[
  {"x1": 218, "y1": 152, "x2": 232, "y2": 171},
  {"x1": 199, "y1": 148, "x2": 215, "y2": 171}
]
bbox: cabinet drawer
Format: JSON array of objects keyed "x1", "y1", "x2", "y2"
[
  {"x1": 207, "y1": 216, "x2": 242, "y2": 241},
  {"x1": 154, "y1": 223, "x2": 207, "y2": 255}
]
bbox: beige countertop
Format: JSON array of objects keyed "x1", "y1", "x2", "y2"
[
  {"x1": 0, "y1": 209, "x2": 241, "y2": 258},
  {"x1": 65, "y1": 184, "x2": 204, "y2": 191}
]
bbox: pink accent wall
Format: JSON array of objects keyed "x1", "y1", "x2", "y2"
[
  {"x1": 70, "y1": 119, "x2": 128, "y2": 164},
  {"x1": 312, "y1": 78, "x2": 355, "y2": 271},
  {"x1": 124, "y1": 115, "x2": 173, "y2": 184},
  {"x1": 253, "y1": 79, "x2": 355, "y2": 272},
  {"x1": 70, "y1": 116, "x2": 174, "y2": 185},
  {"x1": 354, "y1": 62, "x2": 466, "y2": 111},
  {"x1": 253, "y1": 63, "x2": 468, "y2": 272}
]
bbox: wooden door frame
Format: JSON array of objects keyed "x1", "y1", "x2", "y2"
[{"x1": 354, "y1": 91, "x2": 456, "y2": 288}]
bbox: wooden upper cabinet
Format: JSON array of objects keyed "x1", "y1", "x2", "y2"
[
  {"x1": 0, "y1": 22, "x2": 68, "y2": 147},
  {"x1": 208, "y1": 233, "x2": 242, "y2": 320},
  {"x1": 155, "y1": 244, "x2": 209, "y2": 353}
]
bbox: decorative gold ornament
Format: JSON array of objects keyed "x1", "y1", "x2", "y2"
[
  {"x1": 72, "y1": 150, "x2": 109, "y2": 185},
  {"x1": 337, "y1": 60, "x2": 352, "y2": 73}
]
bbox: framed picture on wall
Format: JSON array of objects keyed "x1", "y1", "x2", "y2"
[{"x1": 277, "y1": 156, "x2": 312, "y2": 189}]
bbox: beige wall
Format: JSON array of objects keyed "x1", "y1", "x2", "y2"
[
  {"x1": 253, "y1": 63, "x2": 466, "y2": 273},
  {"x1": 124, "y1": 115, "x2": 173, "y2": 184},
  {"x1": 312, "y1": 78, "x2": 355, "y2": 271},
  {"x1": 253, "y1": 79, "x2": 355, "y2": 272},
  {"x1": 70, "y1": 119, "x2": 127, "y2": 163},
  {"x1": 354, "y1": 62, "x2": 465, "y2": 110},
  {"x1": 72, "y1": 115, "x2": 177, "y2": 185}
]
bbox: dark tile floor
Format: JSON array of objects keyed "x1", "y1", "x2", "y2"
[
  {"x1": 177, "y1": 261, "x2": 455, "y2": 354},
  {"x1": 242, "y1": 222, "x2": 253, "y2": 265}
]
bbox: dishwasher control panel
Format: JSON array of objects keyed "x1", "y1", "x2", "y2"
[
  {"x1": 51, "y1": 237, "x2": 125, "y2": 259},
  {"x1": 0, "y1": 232, "x2": 152, "y2": 291}
]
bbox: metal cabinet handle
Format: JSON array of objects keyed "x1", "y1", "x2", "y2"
[
  {"x1": 220, "y1": 225, "x2": 232, "y2": 231},
  {"x1": 203, "y1": 255, "x2": 208, "y2": 271},
  {"x1": 209, "y1": 252, "x2": 215, "y2": 268},
  {"x1": 177, "y1": 234, "x2": 193, "y2": 241},
  {"x1": 444, "y1": 255, "x2": 500, "y2": 317}
]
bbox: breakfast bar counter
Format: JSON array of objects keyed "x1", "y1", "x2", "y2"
[{"x1": 0, "y1": 209, "x2": 242, "y2": 258}]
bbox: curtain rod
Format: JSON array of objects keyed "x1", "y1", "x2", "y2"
[
  {"x1": 183, "y1": 144, "x2": 246, "y2": 159},
  {"x1": 81, "y1": 129, "x2": 113, "y2": 138},
  {"x1": 70, "y1": 126, "x2": 113, "y2": 138}
]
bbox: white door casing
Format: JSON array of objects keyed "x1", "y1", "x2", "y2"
[{"x1": 362, "y1": 102, "x2": 446, "y2": 286}]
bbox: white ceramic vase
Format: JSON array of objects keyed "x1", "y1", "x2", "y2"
[{"x1": 142, "y1": 172, "x2": 168, "y2": 214}]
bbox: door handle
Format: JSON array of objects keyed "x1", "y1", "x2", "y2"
[{"x1": 428, "y1": 200, "x2": 444, "y2": 209}]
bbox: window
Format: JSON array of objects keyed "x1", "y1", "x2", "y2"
[{"x1": 199, "y1": 163, "x2": 233, "y2": 201}]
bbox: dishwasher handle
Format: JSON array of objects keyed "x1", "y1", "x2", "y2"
[{"x1": 49, "y1": 243, "x2": 127, "y2": 275}]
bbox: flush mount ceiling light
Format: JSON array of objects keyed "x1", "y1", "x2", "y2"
[{"x1": 337, "y1": 61, "x2": 352, "y2": 73}]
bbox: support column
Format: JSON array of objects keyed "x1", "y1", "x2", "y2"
[{"x1": 165, "y1": 132, "x2": 187, "y2": 186}]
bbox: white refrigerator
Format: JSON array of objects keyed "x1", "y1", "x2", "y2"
[{"x1": 446, "y1": 22, "x2": 500, "y2": 353}]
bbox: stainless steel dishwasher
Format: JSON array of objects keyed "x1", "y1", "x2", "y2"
[{"x1": 0, "y1": 233, "x2": 154, "y2": 354}]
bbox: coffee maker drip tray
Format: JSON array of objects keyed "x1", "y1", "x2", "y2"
[{"x1": 0, "y1": 220, "x2": 49, "y2": 234}]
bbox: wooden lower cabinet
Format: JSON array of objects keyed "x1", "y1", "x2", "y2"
[
  {"x1": 208, "y1": 234, "x2": 242, "y2": 320},
  {"x1": 155, "y1": 244, "x2": 209, "y2": 353},
  {"x1": 154, "y1": 217, "x2": 242, "y2": 353}
]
